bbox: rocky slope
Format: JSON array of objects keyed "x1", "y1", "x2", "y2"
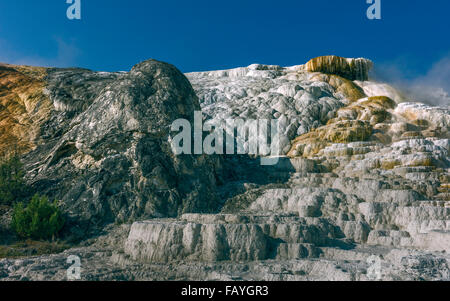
[
  {"x1": 0, "y1": 60, "x2": 220, "y2": 240},
  {"x1": 0, "y1": 56, "x2": 449, "y2": 281}
]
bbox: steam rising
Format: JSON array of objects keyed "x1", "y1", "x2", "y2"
[{"x1": 372, "y1": 55, "x2": 450, "y2": 108}]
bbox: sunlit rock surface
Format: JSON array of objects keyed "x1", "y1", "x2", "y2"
[
  {"x1": 0, "y1": 56, "x2": 448, "y2": 281},
  {"x1": 0, "y1": 64, "x2": 51, "y2": 155},
  {"x1": 305, "y1": 56, "x2": 373, "y2": 81},
  {"x1": 0, "y1": 60, "x2": 220, "y2": 241}
]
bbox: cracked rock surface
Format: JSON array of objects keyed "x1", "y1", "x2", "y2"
[{"x1": 0, "y1": 56, "x2": 449, "y2": 281}]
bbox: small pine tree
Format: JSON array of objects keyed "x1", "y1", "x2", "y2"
[{"x1": 11, "y1": 194, "x2": 65, "y2": 240}]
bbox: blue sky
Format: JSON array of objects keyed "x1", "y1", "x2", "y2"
[{"x1": 0, "y1": 0, "x2": 449, "y2": 78}]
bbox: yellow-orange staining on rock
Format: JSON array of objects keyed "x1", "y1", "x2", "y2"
[
  {"x1": 288, "y1": 95, "x2": 401, "y2": 158},
  {"x1": 0, "y1": 63, "x2": 52, "y2": 155},
  {"x1": 288, "y1": 120, "x2": 373, "y2": 157},
  {"x1": 363, "y1": 96, "x2": 397, "y2": 109},
  {"x1": 311, "y1": 73, "x2": 366, "y2": 102},
  {"x1": 401, "y1": 131, "x2": 423, "y2": 138},
  {"x1": 380, "y1": 159, "x2": 402, "y2": 170},
  {"x1": 411, "y1": 119, "x2": 430, "y2": 128},
  {"x1": 306, "y1": 55, "x2": 373, "y2": 81},
  {"x1": 371, "y1": 132, "x2": 392, "y2": 144}
]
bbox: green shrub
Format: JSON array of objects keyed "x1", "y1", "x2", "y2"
[
  {"x1": 11, "y1": 194, "x2": 65, "y2": 240},
  {"x1": 0, "y1": 154, "x2": 28, "y2": 205}
]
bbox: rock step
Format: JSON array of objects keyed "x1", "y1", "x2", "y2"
[
  {"x1": 417, "y1": 200, "x2": 447, "y2": 207},
  {"x1": 435, "y1": 193, "x2": 450, "y2": 201},
  {"x1": 264, "y1": 157, "x2": 320, "y2": 173},
  {"x1": 275, "y1": 243, "x2": 322, "y2": 260},
  {"x1": 124, "y1": 221, "x2": 267, "y2": 263},
  {"x1": 124, "y1": 217, "x2": 347, "y2": 263},
  {"x1": 367, "y1": 230, "x2": 413, "y2": 248},
  {"x1": 319, "y1": 145, "x2": 376, "y2": 157},
  {"x1": 404, "y1": 171, "x2": 443, "y2": 181},
  {"x1": 289, "y1": 172, "x2": 337, "y2": 179},
  {"x1": 366, "y1": 229, "x2": 450, "y2": 253},
  {"x1": 412, "y1": 230, "x2": 450, "y2": 253},
  {"x1": 359, "y1": 202, "x2": 450, "y2": 234},
  {"x1": 288, "y1": 172, "x2": 337, "y2": 185},
  {"x1": 181, "y1": 213, "x2": 300, "y2": 224},
  {"x1": 438, "y1": 183, "x2": 449, "y2": 193},
  {"x1": 248, "y1": 187, "x2": 360, "y2": 216},
  {"x1": 320, "y1": 247, "x2": 380, "y2": 262}
]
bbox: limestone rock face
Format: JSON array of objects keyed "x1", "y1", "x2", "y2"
[
  {"x1": 0, "y1": 56, "x2": 449, "y2": 281},
  {"x1": 125, "y1": 219, "x2": 268, "y2": 262},
  {"x1": 2, "y1": 60, "x2": 220, "y2": 240},
  {"x1": 186, "y1": 61, "x2": 350, "y2": 156},
  {"x1": 117, "y1": 56, "x2": 448, "y2": 280},
  {"x1": 288, "y1": 120, "x2": 373, "y2": 157},
  {"x1": 310, "y1": 73, "x2": 366, "y2": 101},
  {"x1": 305, "y1": 56, "x2": 373, "y2": 81},
  {"x1": 0, "y1": 64, "x2": 51, "y2": 155}
]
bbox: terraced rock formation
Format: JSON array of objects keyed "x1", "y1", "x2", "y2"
[{"x1": 0, "y1": 56, "x2": 448, "y2": 281}]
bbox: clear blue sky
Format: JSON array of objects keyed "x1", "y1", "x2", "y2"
[{"x1": 0, "y1": 0, "x2": 449, "y2": 76}]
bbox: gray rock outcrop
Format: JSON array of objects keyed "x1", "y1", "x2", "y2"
[
  {"x1": 17, "y1": 60, "x2": 220, "y2": 240},
  {"x1": 0, "y1": 56, "x2": 448, "y2": 281}
]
